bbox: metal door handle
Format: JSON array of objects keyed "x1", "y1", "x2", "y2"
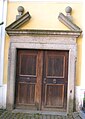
[
  {"x1": 53, "y1": 79, "x2": 56, "y2": 84},
  {"x1": 27, "y1": 77, "x2": 30, "y2": 80},
  {"x1": 44, "y1": 78, "x2": 46, "y2": 84}
]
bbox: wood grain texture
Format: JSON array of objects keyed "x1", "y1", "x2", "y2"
[{"x1": 15, "y1": 50, "x2": 68, "y2": 111}]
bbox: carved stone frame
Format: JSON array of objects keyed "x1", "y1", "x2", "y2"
[{"x1": 6, "y1": 30, "x2": 80, "y2": 114}]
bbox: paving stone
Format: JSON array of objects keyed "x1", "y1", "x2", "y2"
[
  {"x1": 62, "y1": 116, "x2": 67, "y2": 119},
  {"x1": 50, "y1": 115, "x2": 55, "y2": 119},
  {"x1": 79, "y1": 111, "x2": 85, "y2": 119},
  {"x1": 0, "y1": 113, "x2": 66, "y2": 119},
  {"x1": 0, "y1": 110, "x2": 84, "y2": 119},
  {"x1": 72, "y1": 112, "x2": 82, "y2": 119},
  {"x1": 0, "y1": 110, "x2": 4, "y2": 116}
]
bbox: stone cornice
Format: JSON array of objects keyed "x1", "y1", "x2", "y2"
[
  {"x1": 58, "y1": 13, "x2": 82, "y2": 32},
  {"x1": 5, "y1": 12, "x2": 31, "y2": 30},
  {"x1": 5, "y1": 7, "x2": 82, "y2": 38},
  {"x1": 6, "y1": 29, "x2": 81, "y2": 38}
]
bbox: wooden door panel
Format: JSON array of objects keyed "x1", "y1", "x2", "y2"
[
  {"x1": 47, "y1": 55, "x2": 65, "y2": 78},
  {"x1": 45, "y1": 84, "x2": 64, "y2": 107},
  {"x1": 15, "y1": 50, "x2": 38, "y2": 109},
  {"x1": 42, "y1": 51, "x2": 68, "y2": 111},
  {"x1": 17, "y1": 83, "x2": 35, "y2": 105},
  {"x1": 19, "y1": 51, "x2": 37, "y2": 76}
]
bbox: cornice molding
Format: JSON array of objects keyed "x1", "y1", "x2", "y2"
[
  {"x1": 58, "y1": 13, "x2": 82, "y2": 31},
  {"x1": 6, "y1": 29, "x2": 81, "y2": 38},
  {"x1": 5, "y1": 6, "x2": 82, "y2": 38},
  {"x1": 6, "y1": 12, "x2": 31, "y2": 30}
]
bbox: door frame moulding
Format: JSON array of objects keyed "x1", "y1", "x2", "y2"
[{"x1": 6, "y1": 29, "x2": 81, "y2": 114}]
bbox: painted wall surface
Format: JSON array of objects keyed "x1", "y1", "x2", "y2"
[{"x1": 4, "y1": 2, "x2": 82, "y2": 87}]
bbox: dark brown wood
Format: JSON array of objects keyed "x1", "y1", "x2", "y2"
[
  {"x1": 15, "y1": 50, "x2": 38, "y2": 109},
  {"x1": 35, "y1": 51, "x2": 43, "y2": 110},
  {"x1": 15, "y1": 50, "x2": 68, "y2": 111},
  {"x1": 42, "y1": 51, "x2": 68, "y2": 111}
]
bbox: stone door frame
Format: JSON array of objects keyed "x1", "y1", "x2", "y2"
[{"x1": 6, "y1": 30, "x2": 80, "y2": 114}]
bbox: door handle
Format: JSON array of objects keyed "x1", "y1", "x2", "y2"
[
  {"x1": 53, "y1": 79, "x2": 56, "y2": 84},
  {"x1": 43, "y1": 78, "x2": 46, "y2": 84},
  {"x1": 27, "y1": 77, "x2": 30, "y2": 80}
]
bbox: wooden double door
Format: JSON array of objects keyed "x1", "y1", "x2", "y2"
[{"x1": 15, "y1": 49, "x2": 68, "y2": 111}]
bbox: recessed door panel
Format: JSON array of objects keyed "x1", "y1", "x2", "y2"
[{"x1": 45, "y1": 84, "x2": 64, "y2": 107}]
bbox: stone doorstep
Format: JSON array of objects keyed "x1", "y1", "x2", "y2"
[{"x1": 12, "y1": 109, "x2": 67, "y2": 116}]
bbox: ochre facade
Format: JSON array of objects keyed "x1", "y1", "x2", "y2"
[{"x1": 4, "y1": 2, "x2": 82, "y2": 87}]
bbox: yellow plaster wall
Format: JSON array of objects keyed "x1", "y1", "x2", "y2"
[{"x1": 4, "y1": 2, "x2": 83, "y2": 86}]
